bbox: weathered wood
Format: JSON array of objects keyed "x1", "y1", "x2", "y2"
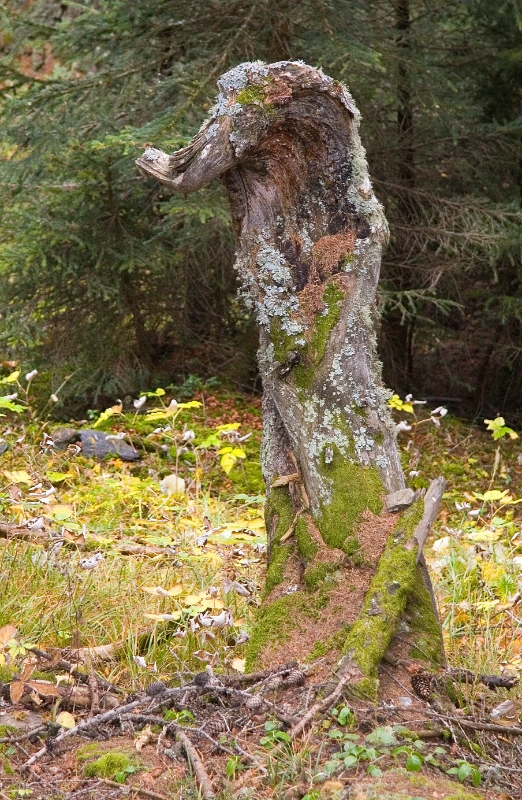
[{"x1": 136, "y1": 61, "x2": 444, "y2": 688}]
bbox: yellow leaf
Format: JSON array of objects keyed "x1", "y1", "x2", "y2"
[
  {"x1": 220, "y1": 453, "x2": 236, "y2": 475},
  {"x1": 49, "y1": 504, "x2": 74, "y2": 521},
  {"x1": 3, "y1": 469, "x2": 32, "y2": 485},
  {"x1": 1, "y1": 370, "x2": 20, "y2": 384},
  {"x1": 0, "y1": 624, "x2": 17, "y2": 646},
  {"x1": 141, "y1": 584, "x2": 183, "y2": 597},
  {"x1": 144, "y1": 611, "x2": 183, "y2": 622},
  {"x1": 56, "y1": 711, "x2": 76, "y2": 729},
  {"x1": 159, "y1": 474, "x2": 186, "y2": 497},
  {"x1": 201, "y1": 598, "x2": 225, "y2": 610},
  {"x1": 183, "y1": 594, "x2": 204, "y2": 605},
  {"x1": 231, "y1": 658, "x2": 246, "y2": 673},
  {"x1": 92, "y1": 403, "x2": 122, "y2": 428}
]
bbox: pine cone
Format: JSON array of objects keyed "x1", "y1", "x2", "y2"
[
  {"x1": 409, "y1": 668, "x2": 434, "y2": 701},
  {"x1": 146, "y1": 680, "x2": 167, "y2": 697},
  {"x1": 201, "y1": 715, "x2": 229, "y2": 738}
]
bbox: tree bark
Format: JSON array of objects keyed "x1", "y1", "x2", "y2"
[{"x1": 136, "y1": 61, "x2": 445, "y2": 696}]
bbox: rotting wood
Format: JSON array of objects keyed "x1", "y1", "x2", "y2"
[{"x1": 136, "y1": 60, "x2": 446, "y2": 683}]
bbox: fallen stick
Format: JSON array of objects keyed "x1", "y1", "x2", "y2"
[
  {"x1": 18, "y1": 686, "x2": 183, "y2": 770},
  {"x1": 430, "y1": 711, "x2": 522, "y2": 737},
  {"x1": 102, "y1": 778, "x2": 168, "y2": 800},
  {"x1": 290, "y1": 670, "x2": 354, "y2": 739},
  {"x1": 0, "y1": 726, "x2": 46, "y2": 744},
  {"x1": 27, "y1": 645, "x2": 123, "y2": 694},
  {"x1": 177, "y1": 731, "x2": 216, "y2": 800}
]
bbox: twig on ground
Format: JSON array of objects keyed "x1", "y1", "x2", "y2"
[
  {"x1": 428, "y1": 710, "x2": 522, "y2": 736},
  {"x1": 87, "y1": 665, "x2": 100, "y2": 718},
  {"x1": 27, "y1": 646, "x2": 123, "y2": 694},
  {"x1": 102, "y1": 778, "x2": 169, "y2": 800},
  {"x1": 177, "y1": 731, "x2": 216, "y2": 800},
  {"x1": 448, "y1": 668, "x2": 519, "y2": 690},
  {"x1": 20, "y1": 694, "x2": 158, "y2": 768},
  {"x1": 219, "y1": 661, "x2": 298, "y2": 685},
  {"x1": 0, "y1": 726, "x2": 46, "y2": 744},
  {"x1": 290, "y1": 670, "x2": 353, "y2": 739}
]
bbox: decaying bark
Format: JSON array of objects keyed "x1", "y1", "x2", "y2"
[{"x1": 136, "y1": 61, "x2": 445, "y2": 695}]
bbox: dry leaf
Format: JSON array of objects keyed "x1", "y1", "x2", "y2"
[
  {"x1": 135, "y1": 724, "x2": 153, "y2": 752},
  {"x1": 3, "y1": 469, "x2": 32, "y2": 485},
  {"x1": 159, "y1": 474, "x2": 186, "y2": 497},
  {"x1": 271, "y1": 473, "x2": 299, "y2": 488},
  {"x1": 231, "y1": 658, "x2": 246, "y2": 673},
  {"x1": 10, "y1": 681, "x2": 25, "y2": 703},
  {"x1": 26, "y1": 680, "x2": 61, "y2": 697},
  {"x1": 0, "y1": 624, "x2": 17, "y2": 647},
  {"x1": 56, "y1": 711, "x2": 76, "y2": 729},
  {"x1": 141, "y1": 584, "x2": 183, "y2": 597},
  {"x1": 19, "y1": 661, "x2": 36, "y2": 683}
]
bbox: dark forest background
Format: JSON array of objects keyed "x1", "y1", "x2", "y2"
[{"x1": 0, "y1": 0, "x2": 521, "y2": 420}]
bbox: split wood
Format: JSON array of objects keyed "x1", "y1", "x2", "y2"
[{"x1": 177, "y1": 731, "x2": 216, "y2": 800}]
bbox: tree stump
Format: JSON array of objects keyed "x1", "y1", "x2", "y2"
[{"x1": 136, "y1": 60, "x2": 445, "y2": 697}]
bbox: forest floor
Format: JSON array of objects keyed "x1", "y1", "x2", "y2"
[{"x1": 0, "y1": 375, "x2": 522, "y2": 800}]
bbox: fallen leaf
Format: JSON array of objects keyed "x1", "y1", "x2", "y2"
[
  {"x1": 142, "y1": 584, "x2": 183, "y2": 597},
  {"x1": 159, "y1": 474, "x2": 186, "y2": 497},
  {"x1": 0, "y1": 624, "x2": 17, "y2": 646},
  {"x1": 10, "y1": 681, "x2": 25, "y2": 703},
  {"x1": 3, "y1": 470, "x2": 32, "y2": 485},
  {"x1": 26, "y1": 680, "x2": 61, "y2": 697},
  {"x1": 135, "y1": 723, "x2": 153, "y2": 752},
  {"x1": 56, "y1": 711, "x2": 76, "y2": 729},
  {"x1": 271, "y1": 473, "x2": 299, "y2": 488},
  {"x1": 183, "y1": 594, "x2": 204, "y2": 606},
  {"x1": 231, "y1": 658, "x2": 246, "y2": 673}
]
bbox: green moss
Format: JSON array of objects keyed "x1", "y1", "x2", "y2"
[
  {"x1": 245, "y1": 591, "x2": 312, "y2": 671},
  {"x1": 295, "y1": 516, "x2": 318, "y2": 562},
  {"x1": 77, "y1": 742, "x2": 105, "y2": 763},
  {"x1": 407, "y1": 567, "x2": 445, "y2": 666},
  {"x1": 0, "y1": 725, "x2": 17, "y2": 738},
  {"x1": 236, "y1": 84, "x2": 267, "y2": 105},
  {"x1": 265, "y1": 543, "x2": 291, "y2": 593},
  {"x1": 304, "y1": 562, "x2": 340, "y2": 591},
  {"x1": 317, "y1": 442, "x2": 384, "y2": 549},
  {"x1": 269, "y1": 282, "x2": 345, "y2": 391},
  {"x1": 293, "y1": 283, "x2": 345, "y2": 390},
  {"x1": 339, "y1": 501, "x2": 425, "y2": 695},
  {"x1": 84, "y1": 751, "x2": 136, "y2": 779}
]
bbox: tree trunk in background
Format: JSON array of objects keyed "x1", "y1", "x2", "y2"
[
  {"x1": 381, "y1": 0, "x2": 416, "y2": 392},
  {"x1": 136, "y1": 61, "x2": 445, "y2": 697}
]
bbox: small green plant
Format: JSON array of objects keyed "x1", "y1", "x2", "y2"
[
  {"x1": 225, "y1": 755, "x2": 246, "y2": 779},
  {"x1": 259, "y1": 719, "x2": 292, "y2": 749},
  {"x1": 331, "y1": 704, "x2": 356, "y2": 727},
  {"x1": 447, "y1": 758, "x2": 481, "y2": 786},
  {"x1": 163, "y1": 709, "x2": 195, "y2": 724}
]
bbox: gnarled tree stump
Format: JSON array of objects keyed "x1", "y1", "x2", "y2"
[{"x1": 137, "y1": 61, "x2": 445, "y2": 697}]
